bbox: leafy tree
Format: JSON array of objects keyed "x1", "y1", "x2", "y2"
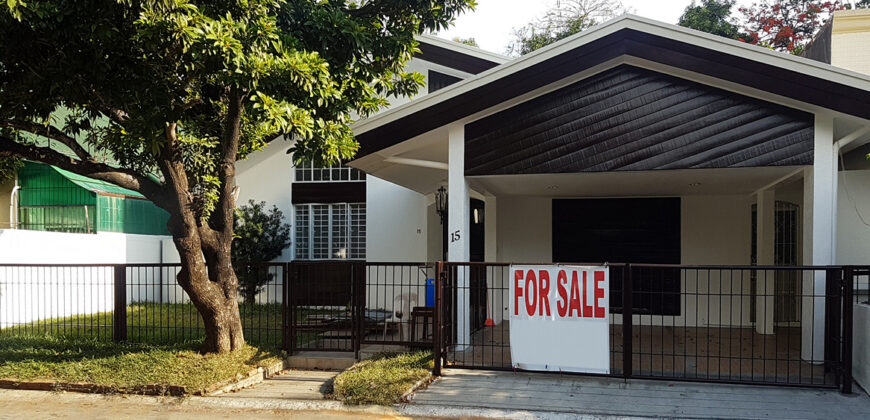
[
  {"x1": 0, "y1": 157, "x2": 21, "y2": 183},
  {"x1": 738, "y1": 1, "x2": 846, "y2": 54},
  {"x1": 679, "y1": 0, "x2": 743, "y2": 40},
  {"x1": 506, "y1": 0, "x2": 629, "y2": 56},
  {"x1": 0, "y1": 0, "x2": 474, "y2": 353},
  {"x1": 452, "y1": 37, "x2": 479, "y2": 47},
  {"x1": 232, "y1": 200, "x2": 291, "y2": 305}
]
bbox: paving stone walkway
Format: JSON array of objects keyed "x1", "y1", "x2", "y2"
[{"x1": 214, "y1": 369, "x2": 338, "y2": 401}]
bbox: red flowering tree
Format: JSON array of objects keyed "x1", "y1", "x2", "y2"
[{"x1": 738, "y1": 1, "x2": 846, "y2": 53}]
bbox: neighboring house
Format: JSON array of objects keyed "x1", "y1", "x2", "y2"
[
  {"x1": 0, "y1": 162, "x2": 172, "y2": 265},
  {"x1": 9, "y1": 161, "x2": 168, "y2": 235}
]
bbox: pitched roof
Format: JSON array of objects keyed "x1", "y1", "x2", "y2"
[{"x1": 353, "y1": 15, "x2": 870, "y2": 159}]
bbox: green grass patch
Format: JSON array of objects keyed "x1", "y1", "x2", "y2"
[
  {"x1": 0, "y1": 335, "x2": 280, "y2": 394},
  {"x1": 2, "y1": 303, "x2": 337, "y2": 350},
  {"x1": 333, "y1": 351, "x2": 433, "y2": 405}
]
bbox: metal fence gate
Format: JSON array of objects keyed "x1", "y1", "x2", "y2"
[
  {"x1": 0, "y1": 261, "x2": 857, "y2": 393},
  {"x1": 433, "y1": 262, "x2": 857, "y2": 393}
]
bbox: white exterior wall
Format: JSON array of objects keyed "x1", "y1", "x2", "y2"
[
  {"x1": 831, "y1": 9, "x2": 870, "y2": 75},
  {"x1": 491, "y1": 194, "x2": 757, "y2": 327},
  {"x1": 235, "y1": 139, "x2": 296, "y2": 261},
  {"x1": 837, "y1": 169, "x2": 870, "y2": 392},
  {"x1": 497, "y1": 196, "x2": 553, "y2": 263},
  {"x1": 836, "y1": 170, "x2": 870, "y2": 265},
  {"x1": 365, "y1": 176, "x2": 428, "y2": 263}
]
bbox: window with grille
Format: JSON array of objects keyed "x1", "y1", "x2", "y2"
[
  {"x1": 294, "y1": 203, "x2": 366, "y2": 260},
  {"x1": 294, "y1": 162, "x2": 366, "y2": 182}
]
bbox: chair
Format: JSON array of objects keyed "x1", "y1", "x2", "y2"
[{"x1": 383, "y1": 292, "x2": 417, "y2": 342}]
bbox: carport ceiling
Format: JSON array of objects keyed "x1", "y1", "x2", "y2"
[{"x1": 468, "y1": 166, "x2": 802, "y2": 197}]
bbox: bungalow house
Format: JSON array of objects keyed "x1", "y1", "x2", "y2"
[{"x1": 230, "y1": 11, "x2": 870, "y2": 388}]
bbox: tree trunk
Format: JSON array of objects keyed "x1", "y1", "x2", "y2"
[{"x1": 174, "y1": 235, "x2": 245, "y2": 353}]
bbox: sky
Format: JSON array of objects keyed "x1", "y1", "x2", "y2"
[{"x1": 434, "y1": 0, "x2": 736, "y2": 54}]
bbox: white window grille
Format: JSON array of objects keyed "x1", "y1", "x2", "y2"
[
  {"x1": 294, "y1": 162, "x2": 366, "y2": 182},
  {"x1": 294, "y1": 203, "x2": 366, "y2": 260}
]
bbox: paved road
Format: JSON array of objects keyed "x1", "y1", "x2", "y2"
[{"x1": 0, "y1": 389, "x2": 409, "y2": 420}]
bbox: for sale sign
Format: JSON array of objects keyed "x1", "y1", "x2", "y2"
[{"x1": 509, "y1": 265, "x2": 610, "y2": 374}]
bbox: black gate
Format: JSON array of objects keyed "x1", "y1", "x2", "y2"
[
  {"x1": 434, "y1": 262, "x2": 856, "y2": 393},
  {"x1": 285, "y1": 261, "x2": 365, "y2": 353}
]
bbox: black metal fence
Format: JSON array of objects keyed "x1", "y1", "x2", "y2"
[
  {"x1": 0, "y1": 261, "x2": 860, "y2": 393},
  {"x1": 434, "y1": 262, "x2": 858, "y2": 393},
  {"x1": 0, "y1": 262, "x2": 435, "y2": 355}
]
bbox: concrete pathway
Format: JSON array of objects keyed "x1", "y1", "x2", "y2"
[
  {"x1": 214, "y1": 369, "x2": 337, "y2": 401},
  {"x1": 406, "y1": 369, "x2": 870, "y2": 419}
]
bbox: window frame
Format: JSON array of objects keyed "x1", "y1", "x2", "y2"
[{"x1": 294, "y1": 202, "x2": 366, "y2": 260}]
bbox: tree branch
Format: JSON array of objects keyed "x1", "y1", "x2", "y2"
[
  {"x1": 90, "y1": 89, "x2": 130, "y2": 124},
  {"x1": 0, "y1": 134, "x2": 167, "y2": 205},
  {"x1": 0, "y1": 119, "x2": 93, "y2": 161},
  {"x1": 211, "y1": 88, "x2": 245, "y2": 237}
]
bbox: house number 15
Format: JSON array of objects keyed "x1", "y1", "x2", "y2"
[{"x1": 450, "y1": 230, "x2": 461, "y2": 243}]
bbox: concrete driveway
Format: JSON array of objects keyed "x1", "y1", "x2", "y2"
[{"x1": 405, "y1": 369, "x2": 870, "y2": 419}]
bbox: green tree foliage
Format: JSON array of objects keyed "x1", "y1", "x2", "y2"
[
  {"x1": 0, "y1": 0, "x2": 474, "y2": 353},
  {"x1": 738, "y1": 1, "x2": 846, "y2": 54},
  {"x1": 506, "y1": 0, "x2": 629, "y2": 56},
  {"x1": 232, "y1": 200, "x2": 291, "y2": 305},
  {"x1": 0, "y1": 157, "x2": 21, "y2": 183},
  {"x1": 679, "y1": 0, "x2": 743, "y2": 39},
  {"x1": 452, "y1": 37, "x2": 479, "y2": 47}
]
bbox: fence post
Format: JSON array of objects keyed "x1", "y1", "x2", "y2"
[
  {"x1": 281, "y1": 262, "x2": 291, "y2": 353},
  {"x1": 352, "y1": 261, "x2": 365, "y2": 360},
  {"x1": 843, "y1": 266, "x2": 854, "y2": 394},
  {"x1": 622, "y1": 264, "x2": 633, "y2": 380},
  {"x1": 433, "y1": 261, "x2": 443, "y2": 377},
  {"x1": 286, "y1": 262, "x2": 297, "y2": 355},
  {"x1": 113, "y1": 265, "x2": 127, "y2": 342}
]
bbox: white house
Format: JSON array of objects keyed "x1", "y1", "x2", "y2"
[{"x1": 233, "y1": 11, "x2": 870, "y2": 389}]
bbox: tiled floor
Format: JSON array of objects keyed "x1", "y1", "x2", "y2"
[{"x1": 411, "y1": 369, "x2": 870, "y2": 419}]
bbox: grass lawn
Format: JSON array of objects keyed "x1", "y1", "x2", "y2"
[
  {"x1": 2, "y1": 302, "x2": 333, "y2": 350},
  {"x1": 0, "y1": 335, "x2": 280, "y2": 394},
  {"x1": 333, "y1": 351, "x2": 433, "y2": 405}
]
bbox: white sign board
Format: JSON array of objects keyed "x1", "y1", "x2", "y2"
[{"x1": 509, "y1": 265, "x2": 610, "y2": 374}]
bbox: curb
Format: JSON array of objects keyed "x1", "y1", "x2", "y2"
[
  {"x1": 0, "y1": 359, "x2": 288, "y2": 397},
  {"x1": 202, "y1": 359, "x2": 287, "y2": 396}
]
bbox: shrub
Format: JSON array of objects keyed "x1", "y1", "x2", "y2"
[{"x1": 232, "y1": 200, "x2": 291, "y2": 304}]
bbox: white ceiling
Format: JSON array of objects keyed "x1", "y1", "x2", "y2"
[{"x1": 467, "y1": 167, "x2": 803, "y2": 197}]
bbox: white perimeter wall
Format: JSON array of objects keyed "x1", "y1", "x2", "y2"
[
  {"x1": 0, "y1": 229, "x2": 173, "y2": 328},
  {"x1": 0, "y1": 229, "x2": 168, "y2": 264}
]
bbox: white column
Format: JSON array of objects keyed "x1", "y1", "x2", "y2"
[
  {"x1": 802, "y1": 113, "x2": 835, "y2": 363},
  {"x1": 448, "y1": 125, "x2": 471, "y2": 349},
  {"x1": 756, "y1": 189, "x2": 775, "y2": 335}
]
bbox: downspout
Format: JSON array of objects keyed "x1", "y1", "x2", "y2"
[{"x1": 9, "y1": 175, "x2": 20, "y2": 229}]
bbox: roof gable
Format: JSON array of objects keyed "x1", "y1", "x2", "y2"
[
  {"x1": 465, "y1": 65, "x2": 813, "y2": 175},
  {"x1": 354, "y1": 16, "x2": 870, "y2": 160}
]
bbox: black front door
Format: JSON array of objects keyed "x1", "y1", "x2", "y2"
[{"x1": 469, "y1": 199, "x2": 487, "y2": 331}]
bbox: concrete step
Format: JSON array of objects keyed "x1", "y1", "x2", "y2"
[{"x1": 286, "y1": 351, "x2": 356, "y2": 370}]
